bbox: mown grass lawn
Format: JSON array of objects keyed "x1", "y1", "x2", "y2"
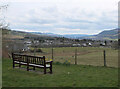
[{"x1": 2, "y1": 58, "x2": 118, "y2": 87}]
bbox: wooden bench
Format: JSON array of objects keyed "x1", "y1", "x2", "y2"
[{"x1": 12, "y1": 53, "x2": 53, "y2": 74}]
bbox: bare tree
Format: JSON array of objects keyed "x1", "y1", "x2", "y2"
[{"x1": 0, "y1": 4, "x2": 9, "y2": 29}]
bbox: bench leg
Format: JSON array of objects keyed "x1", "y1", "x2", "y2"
[
  {"x1": 50, "y1": 67, "x2": 52, "y2": 74},
  {"x1": 27, "y1": 66, "x2": 29, "y2": 71},
  {"x1": 44, "y1": 68, "x2": 46, "y2": 74},
  {"x1": 13, "y1": 63, "x2": 15, "y2": 68},
  {"x1": 13, "y1": 61, "x2": 15, "y2": 68},
  {"x1": 33, "y1": 67, "x2": 35, "y2": 70},
  {"x1": 19, "y1": 63, "x2": 21, "y2": 68}
]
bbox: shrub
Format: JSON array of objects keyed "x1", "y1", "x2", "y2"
[
  {"x1": 30, "y1": 48, "x2": 43, "y2": 52},
  {"x1": 53, "y1": 61, "x2": 62, "y2": 65},
  {"x1": 63, "y1": 60, "x2": 70, "y2": 66},
  {"x1": 36, "y1": 49, "x2": 43, "y2": 52}
]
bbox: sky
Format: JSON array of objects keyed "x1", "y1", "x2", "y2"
[{"x1": 0, "y1": 0, "x2": 119, "y2": 35}]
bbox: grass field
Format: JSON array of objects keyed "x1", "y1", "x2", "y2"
[
  {"x1": 27, "y1": 47, "x2": 118, "y2": 67},
  {"x1": 2, "y1": 58, "x2": 118, "y2": 87}
]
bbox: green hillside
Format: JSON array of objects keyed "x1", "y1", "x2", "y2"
[{"x1": 84, "y1": 28, "x2": 119, "y2": 40}]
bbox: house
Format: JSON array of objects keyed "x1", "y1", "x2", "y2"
[
  {"x1": 22, "y1": 46, "x2": 30, "y2": 52},
  {"x1": 24, "y1": 41, "x2": 32, "y2": 46},
  {"x1": 88, "y1": 43, "x2": 92, "y2": 46},
  {"x1": 72, "y1": 44, "x2": 81, "y2": 47},
  {"x1": 82, "y1": 43, "x2": 87, "y2": 47},
  {"x1": 100, "y1": 42, "x2": 105, "y2": 46},
  {"x1": 72, "y1": 44, "x2": 77, "y2": 46}
]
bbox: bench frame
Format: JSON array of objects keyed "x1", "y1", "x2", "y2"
[{"x1": 12, "y1": 53, "x2": 53, "y2": 74}]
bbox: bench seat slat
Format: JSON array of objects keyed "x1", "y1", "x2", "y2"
[
  {"x1": 29, "y1": 63, "x2": 50, "y2": 68},
  {"x1": 14, "y1": 61, "x2": 50, "y2": 68}
]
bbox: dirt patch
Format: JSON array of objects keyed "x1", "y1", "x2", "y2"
[
  {"x1": 77, "y1": 51, "x2": 99, "y2": 56},
  {"x1": 52, "y1": 50, "x2": 99, "y2": 56},
  {"x1": 22, "y1": 50, "x2": 99, "y2": 57}
]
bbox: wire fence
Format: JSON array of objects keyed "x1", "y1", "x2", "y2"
[{"x1": 26, "y1": 47, "x2": 118, "y2": 68}]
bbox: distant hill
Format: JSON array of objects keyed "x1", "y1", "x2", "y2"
[
  {"x1": 62, "y1": 34, "x2": 90, "y2": 39},
  {"x1": 2, "y1": 29, "x2": 56, "y2": 40},
  {"x1": 2, "y1": 29, "x2": 27, "y2": 39},
  {"x1": 30, "y1": 32, "x2": 90, "y2": 39},
  {"x1": 30, "y1": 32, "x2": 62, "y2": 37},
  {"x1": 31, "y1": 28, "x2": 119, "y2": 40},
  {"x1": 82, "y1": 28, "x2": 119, "y2": 40},
  {"x1": 3, "y1": 28, "x2": 119, "y2": 41}
]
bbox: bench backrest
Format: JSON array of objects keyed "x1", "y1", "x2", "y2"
[{"x1": 12, "y1": 53, "x2": 45, "y2": 65}]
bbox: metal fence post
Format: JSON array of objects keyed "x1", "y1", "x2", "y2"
[
  {"x1": 75, "y1": 48, "x2": 77, "y2": 65},
  {"x1": 52, "y1": 47, "x2": 54, "y2": 61},
  {"x1": 103, "y1": 50, "x2": 106, "y2": 67}
]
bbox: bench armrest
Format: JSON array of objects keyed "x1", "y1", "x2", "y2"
[
  {"x1": 13, "y1": 57, "x2": 22, "y2": 60},
  {"x1": 45, "y1": 61, "x2": 53, "y2": 64}
]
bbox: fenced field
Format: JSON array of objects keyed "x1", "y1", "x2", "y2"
[
  {"x1": 26, "y1": 47, "x2": 118, "y2": 68},
  {"x1": 2, "y1": 47, "x2": 118, "y2": 87}
]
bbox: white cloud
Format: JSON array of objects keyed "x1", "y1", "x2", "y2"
[{"x1": 2, "y1": 0, "x2": 119, "y2": 34}]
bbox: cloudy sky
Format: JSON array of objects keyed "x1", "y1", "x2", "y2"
[{"x1": 1, "y1": 0, "x2": 119, "y2": 35}]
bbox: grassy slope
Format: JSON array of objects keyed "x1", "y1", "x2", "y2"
[{"x1": 2, "y1": 58, "x2": 118, "y2": 87}]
